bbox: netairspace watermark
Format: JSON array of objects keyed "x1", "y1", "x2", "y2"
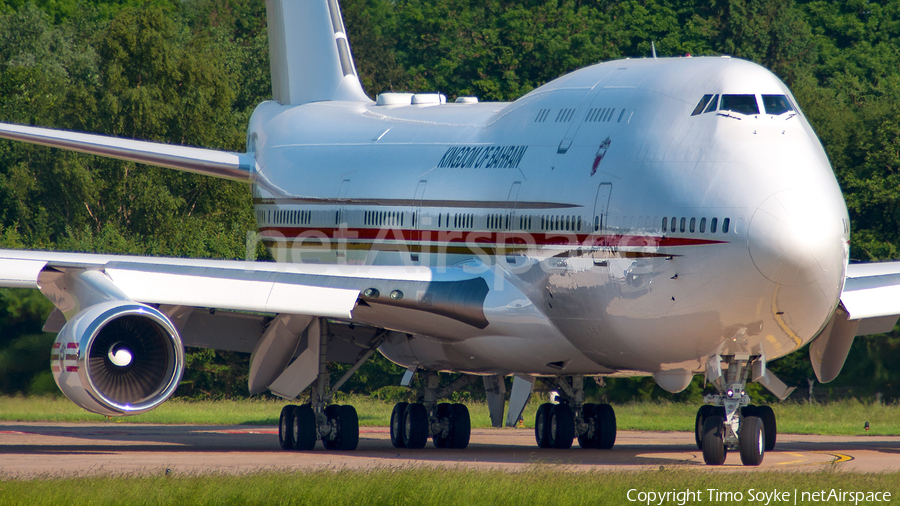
[{"x1": 626, "y1": 488, "x2": 892, "y2": 505}]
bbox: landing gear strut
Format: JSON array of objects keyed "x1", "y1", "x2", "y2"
[
  {"x1": 696, "y1": 355, "x2": 780, "y2": 466},
  {"x1": 389, "y1": 371, "x2": 475, "y2": 449},
  {"x1": 534, "y1": 376, "x2": 616, "y2": 450}
]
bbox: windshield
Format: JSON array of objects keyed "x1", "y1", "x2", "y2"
[
  {"x1": 719, "y1": 95, "x2": 759, "y2": 115},
  {"x1": 762, "y1": 95, "x2": 793, "y2": 115}
]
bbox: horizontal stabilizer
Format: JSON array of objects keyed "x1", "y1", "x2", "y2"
[{"x1": 0, "y1": 122, "x2": 255, "y2": 182}]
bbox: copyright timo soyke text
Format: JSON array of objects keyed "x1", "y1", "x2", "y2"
[{"x1": 626, "y1": 488, "x2": 892, "y2": 505}]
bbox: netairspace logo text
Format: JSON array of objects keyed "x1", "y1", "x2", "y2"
[{"x1": 626, "y1": 488, "x2": 892, "y2": 505}]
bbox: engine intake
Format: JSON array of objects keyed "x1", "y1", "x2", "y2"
[{"x1": 52, "y1": 301, "x2": 184, "y2": 416}]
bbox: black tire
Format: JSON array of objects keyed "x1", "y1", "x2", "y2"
[
  {"x1": 549, "y1": 404, "x2": 575, "y2": 449},
  {"x1": 390, "y1": 402, "x2": 408, "y2": 448},
  {"x1": 292, "y1": 404, "x2": 318, "y2": 451},
  {"x1": 403, "y1": 403, "x2": 428, "y2": 449},
  {"x1": 432, "y1": 403, "x2": 451, "y2": 448},
  {"x1": 695, "y1": 405, "x2": 715, "y2": 450},
  {"x1": 756, "y1": 405, "x2": 777, "y2": 451},
  {"x1": 535, "y1": 403, "x2": 553, "y2": 448},
  {"x1": 578, "y1": 403, "x2": 597, "y2": 449},
  {"x1": 323, "y1": 404, "x2": 340, "y2": 450},
  {"x1": 596, "y1": 403, "x2": 617, "y2": 450},
  {"x1": 701, "y1": 415, "x2": 726, "y2": 465},
  {"x1": 278, "y1": 405, "x2": 296, "y2": 450},
  {"x1": 336, "y1": 405, "x2": 359, "y2": 451},
  {"x1": 739, "y1": 416, "x2": 765, "y2": 466},
  {"x1": 449, "y1": 403, "x2": 471, "y2": 449}
]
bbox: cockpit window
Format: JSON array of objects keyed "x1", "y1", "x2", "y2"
[
  {"x1": 762, "y1": 95, "x2": 793, "y2": 115},
  {"x1": 703, "y1": 94, "x2": 719, "y2": 114},
  {"x1": 691, "y1": 94, "x2": 714, "y2": 116},
  {"x1": 719, "y1": 95, "x2": 759, "y2": 115}
]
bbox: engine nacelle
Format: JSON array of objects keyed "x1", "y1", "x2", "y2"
[{"x1": 51, "y1": 301, "x2": 184, "y2": 416}]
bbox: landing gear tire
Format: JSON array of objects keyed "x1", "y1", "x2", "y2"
[
  {"x1": 323, "y1": 404, "x2": 359, "y2": 451},
  {"x1": 292, "y1": 404, "x2": 317, "y2": 451},
  {"x1": 432, "y1": 403, "x2": 451, "y2": 448},
  {"x1": 756, "y1": 405, "x2": 777, "y2": 451},
  {"x1": 279, "y1": 405, "x2": 296, "y2": 450},
  {"x1": 535, "y1": 403, "x2": 553, "y2": 448},
  {"x1": 695, "y1": 405, "x2": 725, "y2": 450},
  {"x1": 549, "y1": 404, "x2": 574, "y2": 449},
  {"x1": 595, "y1": 403, "x2": 616, "y2": 450},
  {"x1": 390, "y1": 402, "x2": 408, "y2": 448},
  {"x1": 694, "y1": 405, "x2": 714, "y2": 450},
  {"x1": 739, "y1": 416, "x2": 765, "y2": 466},
  {"x1": 701, "y1": 415, "x2": 726, "y2": 465},
  {"x1": 448, "y1": 403, "x2": 471, "y2": 449},
  {"x1": 402, "y1": 402, "x2": 428, "y2": 449},
  {"x1": 578, "y1": 403, "x2": 597, "y2": 449},
  {"x1": 323, "y1": 405, "x2": 340, "y2": 450}
]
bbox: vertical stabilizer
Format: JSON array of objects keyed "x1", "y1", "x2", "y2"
[{"x1": 266, "y1": 0, "x2": 371, "y2": 105}]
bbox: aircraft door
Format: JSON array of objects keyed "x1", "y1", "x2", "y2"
[
  {"x1": 592, "y1": 183, "x2": 612, "y2": 233},
  {"x1": 413, "y1": 180, "x2": 427, "y2": 240},
  {"x1": 506, "y1": 181, "x2": 521, "y2": 230},
  {"x1": 337, "y1": 179, "x2": 350, "y2": 227},
  {"x1": 557, "y1": 70, "x2": 619, "y2": 154}
]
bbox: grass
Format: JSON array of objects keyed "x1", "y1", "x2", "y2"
[
  {"x1": 0, "y1": 468, "x2": 897, "y2": 505},
  {"x1": 1, "y1": 395, "x2": 898, "y2": 436}
]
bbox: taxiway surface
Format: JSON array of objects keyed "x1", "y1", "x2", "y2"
[{"x1": 1, "y1": 422, "x2": 898, "y2": 477}]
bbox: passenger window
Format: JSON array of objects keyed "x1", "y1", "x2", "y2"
[
  {"x1": 691, "y1": 95, "x2": 714, "y2": 116},
  {"x1": 703, "y1": 95, "x2": 719, "y2": 114},
  {"x1": 723, "y1": 218, "x2": 730, "y2": 233},
  {"x1": 689, "y1": 217, "x2": 696, "y2": 233},
  {"x1": 661, "y1": 217, "x2": 668, "y2": 232},
  {"x1": 680, "y1": 217, "x2": 686, "y2": 233},
  {"x1": 699, "y1": 217, "x2": 706, "y2": 233},
  {"x1": 719, "y1": 95, "x2": 759, "y2": 115},
  {"x1": 711, "y1": 217, "x2": 718, "y2": 233},
  {"x1": 670, "y1": 217, "x2": 677, "y2": 233},
  {"x1": 762, "y1": 95, "x2": 793, "y2": 115}
]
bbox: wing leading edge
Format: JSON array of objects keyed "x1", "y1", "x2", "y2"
[{"x1": 0, "y1": 248, "x2": 490, "y2": 328}]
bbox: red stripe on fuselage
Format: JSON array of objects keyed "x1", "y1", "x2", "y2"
[{"x1": 258, "y1": 227, "x2": 727, "y2": 248}]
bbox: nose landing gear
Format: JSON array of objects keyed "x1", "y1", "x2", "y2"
[{"x1": 696, "y1": 354, "x2": 788, "y2": 466}]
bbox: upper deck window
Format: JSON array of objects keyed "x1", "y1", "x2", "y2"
[
  {"x1": 762, "y1": 95, "x2": 793, "y2": 115},
  {"x1": 719, "y1": 95, "x2": 759, "y2": 115}
]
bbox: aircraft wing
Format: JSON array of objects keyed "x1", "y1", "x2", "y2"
[
  {"x1": 0, "y1": 248, "x2": 490, "y2": 325},
  {"x1": 0, "y1": 121, "x2": 254, "y2": 182},
  {"x1": 811, "y1": 261, "x2": 900, "y2": 383},
  {"x1": 841, "y1": 261, "x2": 900, "y2": 335}
]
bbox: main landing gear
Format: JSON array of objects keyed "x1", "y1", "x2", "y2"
[
  {"x1": 389, "y1": 371, "x2": 476, "y2": 449},
  {"x1": 276, "y1": 321, "x2": 384, "y2": 452},
  {"x1": 278, "y1": 402, "x2": 359, "y2": 451},
  {"x1": 695, "y1": 355, "x2": 784, "y2": 466},
  {"x1": 534, "y1": 376, "x2": 617, "y2": 450}
]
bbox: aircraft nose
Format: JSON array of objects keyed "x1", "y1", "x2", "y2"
[{"x1": 747, "y1": 189, "x2": 846, "y2": 288}]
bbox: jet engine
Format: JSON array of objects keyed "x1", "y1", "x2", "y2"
[{"x1": 51, "y1": 301, "x2": 184, "y2": 416}]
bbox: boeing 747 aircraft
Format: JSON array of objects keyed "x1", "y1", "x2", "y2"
[{"x1": 1, "y1": 0, "x2": 898, "y2": 466}]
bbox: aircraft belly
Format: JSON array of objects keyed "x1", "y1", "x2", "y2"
[{"x1": 541, "y1": 241, "x2": 839, "y2": 374}]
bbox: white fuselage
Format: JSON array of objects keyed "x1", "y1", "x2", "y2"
[{"x1": 246, "y1": 57, "x2": 849, "y2": 380}]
